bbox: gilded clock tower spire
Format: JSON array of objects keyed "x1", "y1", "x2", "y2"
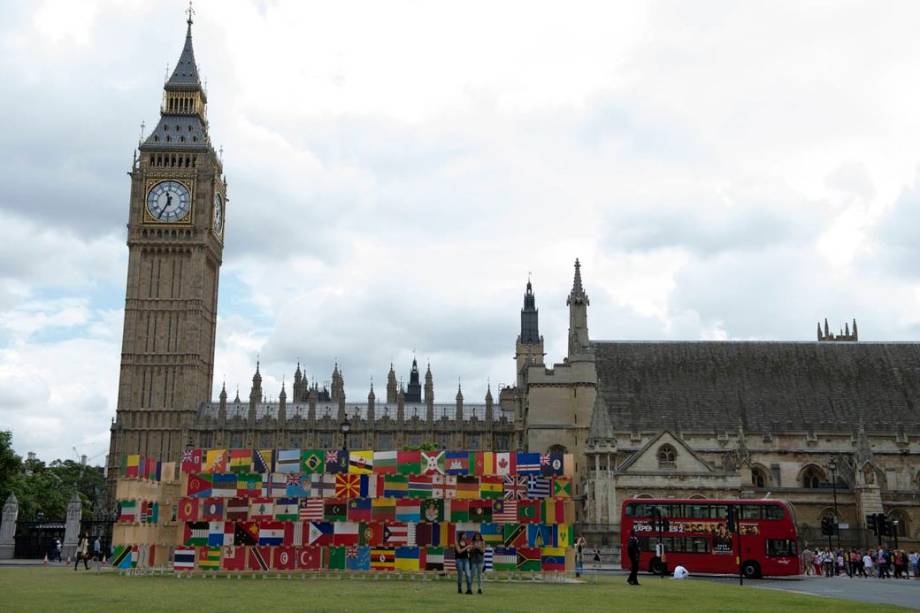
[{"x1": 108, "y1": 8, "x2": 226, "y2": 480}]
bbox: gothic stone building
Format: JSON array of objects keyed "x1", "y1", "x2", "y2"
[{"x1": 108, "y1": 15, "x2": 920, "y2": 545}]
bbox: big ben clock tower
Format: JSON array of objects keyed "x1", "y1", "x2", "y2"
[{"x1": 108, "y1": 9, "x2": 225, "y2": 479}]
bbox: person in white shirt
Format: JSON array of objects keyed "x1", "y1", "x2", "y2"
[
  {"x1": 862, "y1": 552, "x2": 873, "y2": 577},
  {"x1": 673, "y1": 565, "x2": 689, "y2": 579}
]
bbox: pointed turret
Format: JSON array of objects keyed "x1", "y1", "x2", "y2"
[
  {"x1": 424, "y1": 362, "x2": 434, "y2": 406},
  {"x1": 140, "y1": 8, "x2": 212, "y2": 153},
  {"x1": 485, "y1": 384, "x2": 494, "y2": 423},
  {"x1": 520, "y1": 277, "x2": 540, "y2": 343},
  {"x1": 406, "y1": 357, "x2": 422, "y2": 402},
  {"x1": 566, "y1": 259, "x2": 591, "y2": 357},
  {"x1": 278, "y1": 381, "x2": 287, "y2": 421},
  {"x1": 249, "y1": 361, "x2": 262, "y2": 407},
  {"x1": 515, "y1": 276, "x2": 545, "y2": 384},
  {"x1": 331, "y1": 362, "x2": 345, "y2": 402},
  {"x1": 218, "y1": 381, "x2": 227, "y2": 422},
  {"x1": 455, "y1": 383, "x2": 464, "y2": 421},
  {"x1": 852, "y1": 318, "x2": 858, "y2": 341},
  {"x1": 586, "y1": 392, "x2": 615, "y2": 449},
  {"x1": 386, "y1": 363, "x2": 397, "y2": 404},
  {"x1": 367, "y1": 382, "x2": 376, "y2": 422},
  {"x1": 233, "y1": 387, "x2": 241, "y2": 404}
]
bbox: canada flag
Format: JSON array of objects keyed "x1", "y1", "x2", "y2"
[{"x1": 495, "y1": 452, "x2": 515, "y2": 476}]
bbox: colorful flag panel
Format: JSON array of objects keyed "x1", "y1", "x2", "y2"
[{"x1": 123, "y1": 447, "x2": 571, "y2": 574}]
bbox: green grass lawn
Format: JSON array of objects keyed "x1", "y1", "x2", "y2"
[{"x1": 0, "y1": 567, "x2": 896, "y2": 612}]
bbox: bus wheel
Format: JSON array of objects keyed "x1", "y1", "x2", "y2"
[
  {"x1": 741, "y1": 560, "x2": 761, "y2": 579},
  {"x1": 649, "y1": 557, "x2": 667, "y2": 575}
]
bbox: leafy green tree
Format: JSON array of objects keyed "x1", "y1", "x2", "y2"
[
  {"x1": 2, "y1": 433, "x2": 106, "y2": 521},
  {"x1": 0, "y1": 431, "x2": 23, "y2": 504}
]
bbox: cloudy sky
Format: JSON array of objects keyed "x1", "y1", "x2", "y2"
[{"x1": 2, "y1": 0, "x2": 920, "y2": 462}]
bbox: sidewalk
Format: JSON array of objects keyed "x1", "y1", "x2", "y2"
[{"x1": 0, "y1": 558, "x2": 59, "y2": 567}]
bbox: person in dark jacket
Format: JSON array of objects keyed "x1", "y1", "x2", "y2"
[{"x1": 627, "y1": 529, "x2": 640, "y2": 586}]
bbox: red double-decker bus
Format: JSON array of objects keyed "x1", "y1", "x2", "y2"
[{"x1": 620, "y1": 498, "x2": 800, "y2": 578}]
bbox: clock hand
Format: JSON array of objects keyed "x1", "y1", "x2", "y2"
[{"x1": 159, "y1": 192, "x2": 173, "y2": 219}]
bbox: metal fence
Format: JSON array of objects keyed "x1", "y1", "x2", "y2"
[{"x1": 13, "y1": 519, "x2": 114, "y2": 560}]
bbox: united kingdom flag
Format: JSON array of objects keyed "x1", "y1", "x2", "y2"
[{"x1": 503, "y1": 476, "x2": 527, "y2": 500}]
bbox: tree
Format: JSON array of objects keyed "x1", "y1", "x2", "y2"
[
  {"x1": 0, "y1": 431, "x2": 23, "y2": 504},
  {"x1": 2, "y1": 436, "x2": 106, "y2": 521}
]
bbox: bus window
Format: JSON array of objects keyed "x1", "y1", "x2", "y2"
[
  {"x1": 711, "y1": 505, "x2": 728, "y2": 519},
  {"x1": 687, "y1": 504, "x2": 710, "y2": 518},
  {"x1": 766, "y1": 539, "x2": 797, "y2": 557},
  {"x1": 764, "y1": 505, "x2": 785, "y2": 520},
  {"x1": 741, "y1": 505, "x2": 762, "y2": 519},
  {"x1": 628, "y1": 503, "x2": 651, "y2": 517},
  {"x1": 687, "y1": 537, "x2": 709, "y2": 553}
]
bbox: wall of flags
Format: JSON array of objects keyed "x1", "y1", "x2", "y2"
[
  {"x1": 158, "y1": 448, "x2": 575, "y2": 573},
  {"x1": 111, "y1": 454, "x2": 178, "y2": 571}
]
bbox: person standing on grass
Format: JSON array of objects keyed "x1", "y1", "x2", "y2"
[
  {"x1": 455, "y1": 534, "x2": 472, "y2": 594},
  {"x1": 626, "y1": 529, "x2": 640, "y2": 586},
  {"x1": 469, "y1": 533, "x2": 485, "y2": 594},
  {"x1": 575, "y1": 536, "x2": 586, "y2": 577},
  {"x1": 74, "y1": 533, "x2": 89, "y2": 570},
  {"x1": 92, "y1": 537, "x2": 102, "y2": 568},
  {"x1": 593, "y1": 547, "x2": 601, "y2": 568}
]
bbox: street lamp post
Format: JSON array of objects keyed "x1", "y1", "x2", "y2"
[
  {"x1": 828, "y1": 459, "x2": 840, "y2": 549},
  {"x1": 340, "y1": 416, "x2": 351, "y2": 452}
]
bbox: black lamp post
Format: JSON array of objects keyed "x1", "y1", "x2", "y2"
[
  {"x1": 828, "y1": 459, "x2": 840, "y2": 549},
  {"x1": 340, "y1": 416, "x2": 351, "y2": 451}
]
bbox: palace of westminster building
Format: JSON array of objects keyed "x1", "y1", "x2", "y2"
[{"x1": 108, "y1": 13, "x2": 919, "y2": 544}]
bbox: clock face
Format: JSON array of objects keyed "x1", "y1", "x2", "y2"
[
  {"x1": 146, "y1": 180, "x2": 191, "y2": 222},
  {"x1": 213, "y1": 192, "x2": 223, "y2": 234}
]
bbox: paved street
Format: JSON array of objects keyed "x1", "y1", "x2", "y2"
[{"x1": 700, "y1": 575, "x2": 920, "y2": 610}]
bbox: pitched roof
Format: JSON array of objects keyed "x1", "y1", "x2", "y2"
[
  {"x1": 615, "y1": 430, "x2": 715, "y2": 473},
  {"x1": 587, "y1": 391, "x2": 614, "y2": 446},
  {"x1": 593, "y1": 340, "x2": 920, "y2": 434},
  {"x1": 166, "y1": 21, "x2": 201, "y2": 89}
]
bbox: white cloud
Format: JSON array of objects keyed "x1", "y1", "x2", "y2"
[{"x1": 3, "y1": 0, "x2": 920, "y2": 457}]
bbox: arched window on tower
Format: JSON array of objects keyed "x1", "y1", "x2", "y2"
[
  {"x1": 657, "y1": 444, "x2": 677, "y2": 468},
  {"x1": 801, "y1": 466, "x2": 825, "y2": 489},
  {"x1": 751, "y1": 466, "x2": 769, "y2": 489},
  {"x1": 549, "y1": 444, "x2": 567, "y2": 455}
]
